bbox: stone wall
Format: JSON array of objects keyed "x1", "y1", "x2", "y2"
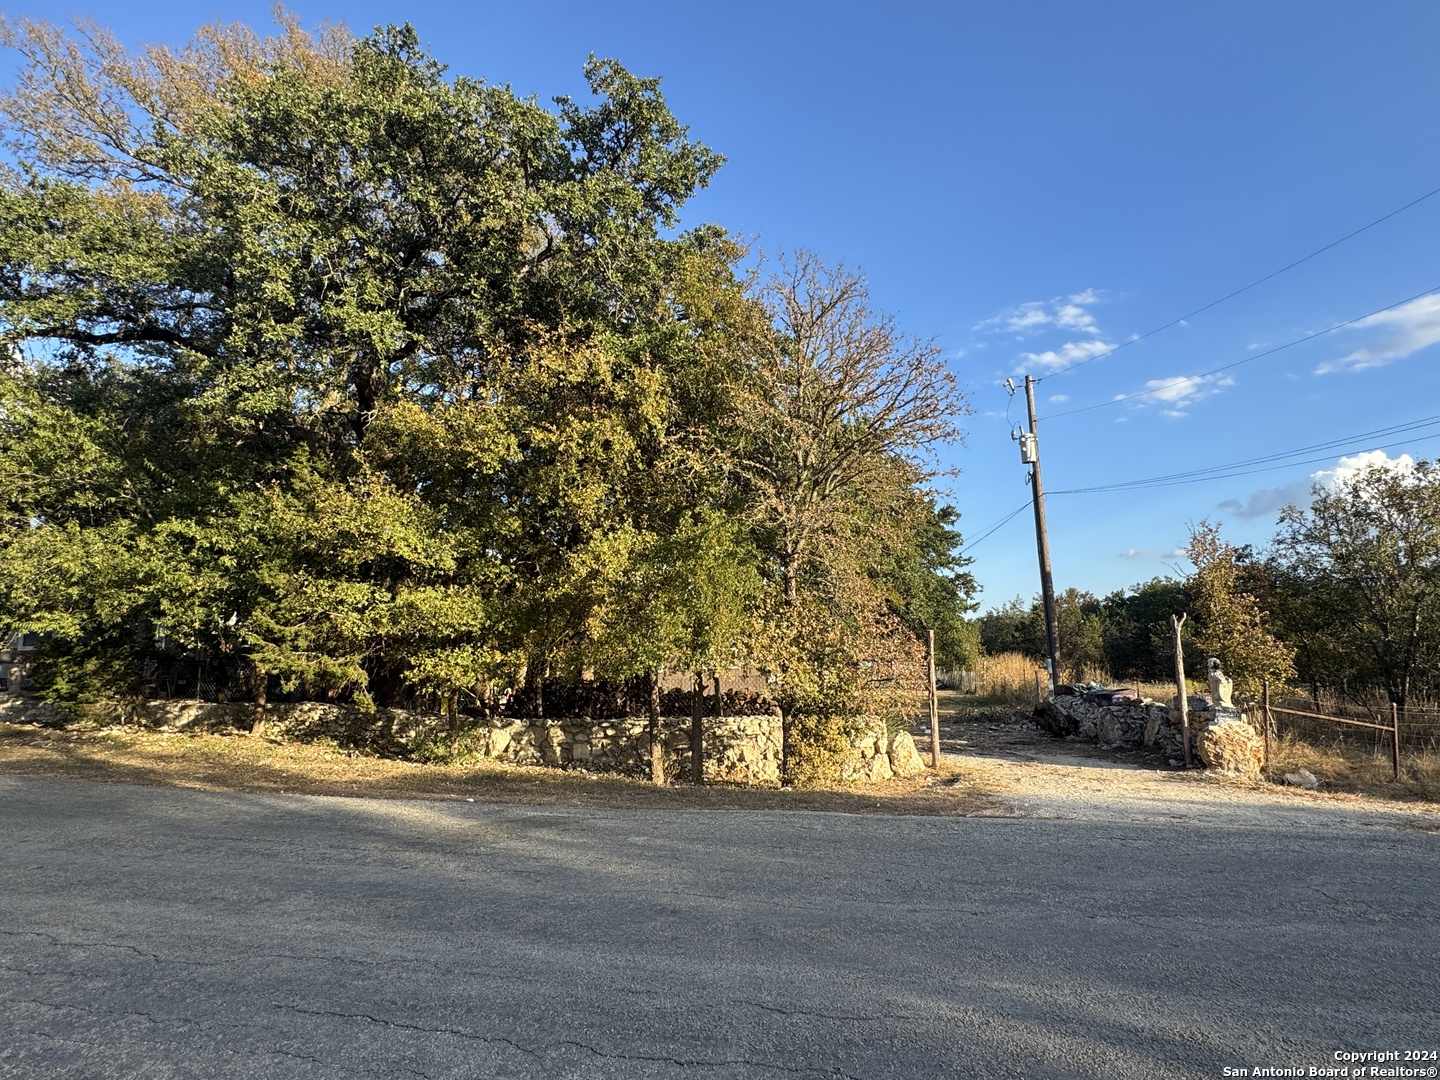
[
  {"x1": 0, "y1": 695, "x2": 785, "y2": 786},
  {"x1": 1, "y1": 693, "x2": 948, "y2": 786},
  {"x1": 1035, "y1": 694, "x2": 1204, "y2": 761},
  {"x1": 483, "y1": 713, "x2": 783, "y2": 785}
]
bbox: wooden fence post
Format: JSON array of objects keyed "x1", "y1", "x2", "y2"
[
  {"x1": 1392, "y1": 702, "x2": 1401, "y2": 782},
  {"x1": 927, "y1": 630, "x2": 941, "y2": 770},
  {"x1": 1171, "y1": 613, "x2": 1191, "y2": 768}
]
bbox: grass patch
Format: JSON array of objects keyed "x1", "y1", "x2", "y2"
[
  {"x1": 0, "y1": 722, "x2": 999, "y2": 817},
  {"x1": 1266, "y1": 733, "x2": 1440, "y2": 803}
]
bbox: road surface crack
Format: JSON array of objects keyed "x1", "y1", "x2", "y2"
[
  {"x1": 277, "y1": 1004, "x2": 862, "y2": 1078},
  {"x1": 276, "y1": 1004, "x2": 544, "y2": 1060},
  {"x1": 744, "y1": 1000, "x2": 910, "y2": 1023},
  {"x1": 0, "y1": 928, "x2": 220, "y2": 967},
  {"x1": 561, "y1": 1038, "x2": 866, "y2": 1078}
]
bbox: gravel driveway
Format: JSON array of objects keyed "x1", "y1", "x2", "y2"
[{"x1": 926, "y1": 712, "x2": 1440, "y2": 831}]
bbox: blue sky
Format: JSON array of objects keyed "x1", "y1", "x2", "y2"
[{"x1": 18, "y1": 1, "x2": 1440, "y2": 610}]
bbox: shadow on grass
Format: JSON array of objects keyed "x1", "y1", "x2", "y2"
[{"x1": 0, "y1": 722, "x2": 1001, "y2": 817}]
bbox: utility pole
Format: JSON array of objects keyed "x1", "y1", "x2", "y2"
[{"x1": 1021, "y1": 375, "x2": 1061, "y2": 696}]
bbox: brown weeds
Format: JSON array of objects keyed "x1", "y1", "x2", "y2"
[{"x1": 1266, "y1": 732, "x2": 1440, "y2": 802}]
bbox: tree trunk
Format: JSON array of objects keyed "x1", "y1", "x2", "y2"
[
  {"x1": 248, "y1": 660, "x2": 268, "y2": 737},
  {"x1": 447, "y1": 691, "x2": 460, "y2": 755},
  {"x1": 648, "y1": 671, "x2": 665, "y2": 786},
  {"x1": 690, "y1": 671, "x2": 705, "y2": 785}
]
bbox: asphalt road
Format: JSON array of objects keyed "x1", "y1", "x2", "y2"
[{"x1": 2, "y1": 774, "x2": 1437, "y2": 1079}]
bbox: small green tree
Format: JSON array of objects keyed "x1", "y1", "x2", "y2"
[
  {"x1": 1273, "y1": 460, "x2": 1440, "y2": 709},
  {"x1": 583, "y1": 513, "x2": 760, "y2": 785},
  {"x1": 1186, "y1": 521, "x2": 1294, "y2": 702}
]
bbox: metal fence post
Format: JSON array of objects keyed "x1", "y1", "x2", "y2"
[
  {"x1": 1262, "y1": 679, "x2": 1272, "y2": 768},
  {"x1": 1392, "y1": 702, "x2": 1401, "y2": 782}
]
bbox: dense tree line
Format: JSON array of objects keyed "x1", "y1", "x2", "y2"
[
  {"x1": 979, "y1": 461, "x2": 1440, "y2": 709},
  {"x1": 0, "y1": 16, "x2": 975, "y2": 776}
]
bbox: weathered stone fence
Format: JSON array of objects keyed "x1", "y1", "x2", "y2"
[
  {"x1": 1034, "y1": 694, "x2": 1265, "y2": 777},
  {"x1": 0, "y1": 696, "x2": 931, "y2": 786}
]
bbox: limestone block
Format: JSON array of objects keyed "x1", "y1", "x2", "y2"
[
  {"x1": 1143, "y1": 712, "x2": 1161, "y2": 747},
  {"x1": 1095, "y1": 712, "x2": 1121, "y2": 747},
  {"x1": 1195, "y1": 717, "x2": 1264, "y2": 779},
  {"x1": 889, "y1": 730, "x2": 927, "y2": 778},
  {"x1": 868, "y1": 751, "x2": 894, "y2": 782}
]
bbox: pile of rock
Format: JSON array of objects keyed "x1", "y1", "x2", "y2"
[
  {"x1": 1037, "y1": 693, "x2": 1265, "y2": 777},
  {"x1": 839, "y1": 721, "x2": 928, "y2": 782}
]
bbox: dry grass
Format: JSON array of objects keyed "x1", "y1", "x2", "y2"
[
  {"x1": 967, "y1": 654, "x2": 1184, "y2": 706},
  {"x1": 0, "y1": 722, "x2": 1000, "y2": 817},
  {"x1": 973, "y1": 652, "x2": 1046, "y2": 705},
  {"x1": 1266, "y1": 732, "x2": 1440, "y2": 803}
]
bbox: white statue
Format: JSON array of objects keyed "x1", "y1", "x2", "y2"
[{"x1": 1207, "y1": 658, "x2": 1234, "y2": 710}]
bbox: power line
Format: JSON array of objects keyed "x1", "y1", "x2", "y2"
[
  {"x1": 1038, "y1": 180, "x2": 1440, "y2": 381},
  {"x1": 1041, "y1": 283, "x2": 1440, "y2": 421},
  {"x1": 1049, "y1": 416, "x2": 1440, "y2": 496},
  {"x1": 1055, "y1": 433, "x2": 1440, "y2": 495},
  {"x1": 1052, "y1": 413, "x2": 1440, "y2": 492},
  {"x1": 961, "y1": 500, "x2": 1031, "y2": 551}
]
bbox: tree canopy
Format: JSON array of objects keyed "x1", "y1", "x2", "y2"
[{"x1": 0, "y1": 14, "x2": 974, "y2": 765}]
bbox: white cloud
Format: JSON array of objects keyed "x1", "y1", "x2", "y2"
[
  {"x1": 1219, "y1": 450, "x2": 1416, "y2": 521},
  {"x1": 1318, "y1": 293, "x2": 1440, "y2": 374},
  {"x1": 1020, "y1": 338, "x2": 1116, "y2": 373},
  {"x1": 975, "y1": 291, "x2": 1104, "y2": 338},
  {"x1": 1309, "y1": 449, "x2": 1414, "y2": 490},
  {"x1": 1053, "y1": 304, "x2": 1098, "y2": 334},
  {"x1": 1121, "y1": 372, "x2": 1236, "y2": 415},
  {"x1": 1048, "y1": 394, "x2": 1070, "y2": 404},
  {"x1": 1119, "y1": 546, "x2": 1188, "y2": 560}
]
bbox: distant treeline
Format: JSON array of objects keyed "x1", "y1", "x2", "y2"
[{"x1": 981, "y1": 462, "x2": 1440, "y2": 710}]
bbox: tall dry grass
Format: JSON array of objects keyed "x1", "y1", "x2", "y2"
[
  {"x1": 1266, "y1": 732, "x2": 1440, "y2": 802},
  {"x1": 974, "y1": 652, "x2": 1047, "y2": 705}
]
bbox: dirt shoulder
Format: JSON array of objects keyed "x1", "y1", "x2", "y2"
[
  {"x1": 0, "y1": 722, "x2": 998, "y2": 817},
  {"x1": 3, "y1": 705, "x2": 1438, "y2": 829},
  {"x1": 935, "y1": 706, "x2": 1440, "y2": 832}
]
